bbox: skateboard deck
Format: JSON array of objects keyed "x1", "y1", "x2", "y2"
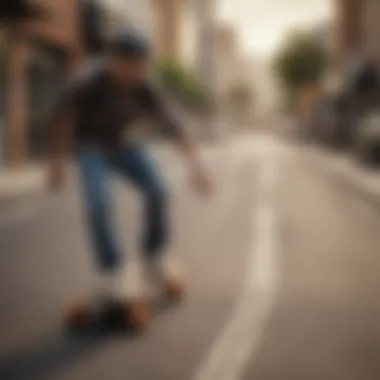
[
  {"x1": 64, "y1": 261, "x2": 186, "y2": 333},
  {"x1": 63, "y1": 288, "x2": 185, "y2": 333}
]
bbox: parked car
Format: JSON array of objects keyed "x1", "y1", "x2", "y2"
[
  {"x1": 349, "y1": 63, "x2": 380, "y2": 164},
  {"x1": 306, "y1": 91, "x2": 353, "y2": 149},
  {"x1": 308, "y1": 61, "x2": 380, "y2": 153},
  {"x1": 353, "y1": 109, "x2": 380, "y2": 164}
]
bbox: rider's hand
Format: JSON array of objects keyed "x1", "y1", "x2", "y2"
[
  {"x1": 190, "y1": 162, "x2": 213, "y2": 197},
  {"x1": 46, "y1": 159, "x2": 66, "y2": 192}
]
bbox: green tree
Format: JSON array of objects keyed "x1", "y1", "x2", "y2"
[
  {"x1": 155, "y1": 59, "x2": 210, "y2": 112},
  {"x1": 273, "y1": 31, "x2": 328, "y2": 110}
]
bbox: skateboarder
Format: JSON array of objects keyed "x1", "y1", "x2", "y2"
[{"x1": 46, "y1": 31, "x2": 212, "y2": 327}]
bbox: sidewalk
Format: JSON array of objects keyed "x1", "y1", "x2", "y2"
[
  {"x1": 0, "y1": 165, "x2": 46, "y2": 202},
  {"x1": 0, "y1": 142, "x2": 175, "y2": 202},
  {"x1": 0, "y1": 137, "x2": 227, "y2": 203},
  {"x1": 305, "y1": 144, "x2": 380, "y2": 206},
  {"x1": 0, "y1": 147, "x2": 175, "y2": 203}
]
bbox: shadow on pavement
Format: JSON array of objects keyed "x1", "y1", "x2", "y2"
[
  {"x1": 0, "y1": 329, "x2": 128, "y2": 380},
  {"x1": 0, "y1": 299, "x2": 177, "y2": 380}
]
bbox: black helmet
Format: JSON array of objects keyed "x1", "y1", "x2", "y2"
[{"x1": 108, "y1": 30, "x2": 151, "y2": 58}]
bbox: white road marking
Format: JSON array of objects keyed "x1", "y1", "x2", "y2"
[{"x1": 193, "y1": 136, "x2": 279, "y2": 380}]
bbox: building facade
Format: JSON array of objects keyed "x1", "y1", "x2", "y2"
[
  {"x1": 2, "y1": 0, "x2": 202, "y2": 166},
  {"x1": 213, "y1": 23, "x2": 240, "y2": 109},
  {"x1": 179, "y1": 1, "x2": 198, "y2": 69},
  {"x1": 152, "y1": 0, "x2": 181, "y2": 59},
  {"x1": 336, "y1": 0, "x2": 363, "y2": 63},
  {"x1": 152, "y1": 0, "x2": 199, "y2": 68},
  {"x1": 0, "y1": 29, "x2": 7, "y2": 166},
  {"x1": 194, "y1": 0, "x2": 215, "y2": 90},
  {"x1": 97, "y1": 0, "x2": 154, "y2": 40},
  {"x1": 361, "y1": 0, "x2": 380, "y2": 63},
  {"x1": 336, "y1": 0, "x2": 380, "y2": 69},
  {"x1": 4, "y1": 0, "x2": 81, "y2": 166},
  {"x1": 3, "y1": 0, "x2": 156, "y2": 166}
]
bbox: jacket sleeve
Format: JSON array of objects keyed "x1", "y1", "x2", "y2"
[
  {"x1": 46, "y1": 60, "x2": 98, "y2": 126},
  {"x1": 46, "y1": 75, "x2": 82, "y2": 126},
  {"x1": 143, "y1": 83, "x2": 187, "y2": 140}
]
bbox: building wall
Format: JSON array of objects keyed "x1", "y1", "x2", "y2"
[
  {"x1": 336, "y1": 0, "x2": 380, "y2": 76},
  {"x1": 336, "y1": 0, "x2": 363, "y2": 62},
  {"x1": 116, "y1": 0, "x2": 154, "y2": 36},
  {"x1": 27, "y1": 0, "x2": 81, "y2": 57},
  {"x1": 6, "y1": 0, "x2": 81, "y2": 166},
  {"x1": 152, "y1": 0, "x2": 180, "y2": 59},
  {"x1": 213, "y1": 24, "x2": 239, "y2": 105},
  {"x1": 0, "y1": 29, "x2": 6, "y2": 166},
  {"x1": 194, "y1": 0, "x2": 215, "y2": 91},
  {"x1": 179, "y1": 2, "x2": 198, "y2": 69},
  {"x1": 362, "y1": 0, "x2": 380, "y2": 64},
  {"x1": 151, "y1": 0, "x2": 201, "y2": 67},
  {"x1": 97, "y1": 0, "x2": 154, "y2": 40}
]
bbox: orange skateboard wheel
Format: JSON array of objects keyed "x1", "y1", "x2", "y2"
[
  {"x1": 126, "y1": 302, "x2": 151, "y2": 329},
  {"x1": 63, "y1": 303, "x2": 90, "y2": 328},
  {"x1": 165, "y1": 277, "x2": 187, "y2": 301}
]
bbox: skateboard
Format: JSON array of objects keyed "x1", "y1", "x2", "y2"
[
  {"x1": 63, "y1": 276, "x2": 186, "y2": 332},
  {"x1": 63, "y1": 298, "x2": 150, "y2": 332}
]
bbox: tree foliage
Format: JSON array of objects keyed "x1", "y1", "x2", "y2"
[
  {"x1": 155, "y1": 59, "x2": 210, "y2": 111},
  {"x1": 273, "y1": 31, "x2": 328, "y2": 94}
]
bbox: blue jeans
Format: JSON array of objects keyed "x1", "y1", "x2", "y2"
[{"x1": 77, "y1": 144, "x2": 168, "y2": 272}]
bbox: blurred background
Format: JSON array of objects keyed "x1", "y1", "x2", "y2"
[
  {"x1": 2, "y1": 1, "x2": 380, "y2": 380},
  {"x1": 2, "y1": 0, "x2": 380, "y2": 170}
]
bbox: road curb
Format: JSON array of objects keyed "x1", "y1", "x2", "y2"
[{"x1": 0, "y1": 167, "x2": 46, "y2": 204}]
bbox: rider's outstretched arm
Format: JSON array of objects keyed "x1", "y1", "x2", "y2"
[
  {"x1": 145, "y1": 85, "x2": 212, "y2": 195},
  {"x1": 45, "y1": 71, "x2": 86, "y2": 191}
]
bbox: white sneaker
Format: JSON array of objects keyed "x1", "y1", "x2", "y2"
[
  {"x1": 117, "y1": 260, "x2": 147, "y2": 301},
  {"x1": 143, "y1": 256, "x2": 186, "y2": 300}
]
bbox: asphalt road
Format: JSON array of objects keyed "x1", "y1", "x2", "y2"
[{"x1": 1, "y1": 133, "x2": 380, "y2": 380}]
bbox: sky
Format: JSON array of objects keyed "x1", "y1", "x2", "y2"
[{"x1": 217, "y1": 0, "x2": 333, "y2": 57}]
